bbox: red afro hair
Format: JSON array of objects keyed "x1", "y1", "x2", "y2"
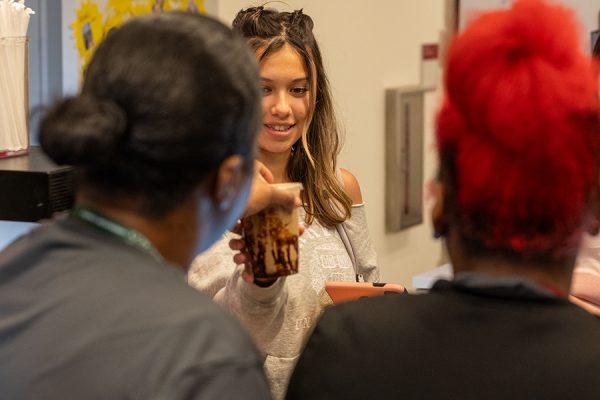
[{"x1": 437, "y1": 0, "x2": 600, "y2": 254}]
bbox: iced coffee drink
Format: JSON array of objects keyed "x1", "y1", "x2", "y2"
[{"x1": 242, "y1": 182, "x2": 302, "y2": 279}]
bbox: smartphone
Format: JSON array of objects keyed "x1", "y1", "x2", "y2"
[{"x1": 325, "y1": 281, "x2": 407, "y2": 304}]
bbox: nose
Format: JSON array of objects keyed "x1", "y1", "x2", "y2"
[{"x1": 270, "y1": 92, "x2": 291, "y2": 117}]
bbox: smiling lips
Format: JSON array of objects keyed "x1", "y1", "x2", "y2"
[{"x1": 264, "y1": 123, "x2": 295, "y2": 137}]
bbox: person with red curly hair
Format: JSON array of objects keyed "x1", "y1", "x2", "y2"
[{"x1": 286, "y1": 1, "x2": 600, "y2": 399}]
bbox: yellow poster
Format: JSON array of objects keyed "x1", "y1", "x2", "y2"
[
  {"x1": 104, "y1": 0, "x2": 132, "y2": 32},
  {"x1": 131, "y1": 0, "x2": 152, "y2": 16},
  {"x1": 159, "y1": 0, "x2": 206, "y2": 13},
  {"x1": 71, "y1": 0, "x2": 206, "y2": 82},
  {"x1": 70, "y1": 1, "x2": 104, "y2": 66}
]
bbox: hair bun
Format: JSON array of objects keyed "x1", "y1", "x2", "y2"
[
  {"x1": 40, "y1": 95, "x2": 127, "y2": 166},
  {"x1": 445, "y1": 0, "x2": 589, "y2": 152},
  {"x1": 288, "y1": 9, "x2": 314, "y2": 34},
  {"x1": 232, "y1": 6, "x2": 269, "y2": 36},
  {"x1": 233, "y1": 6, "x2": 314, "y2": 38},
  {"x1": 437, "y1": 0, "x2": 600, "y2": 253}
]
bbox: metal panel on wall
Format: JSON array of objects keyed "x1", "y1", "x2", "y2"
[{"x1": 385, "y1": 86, "x2": 425, "y2": 232}]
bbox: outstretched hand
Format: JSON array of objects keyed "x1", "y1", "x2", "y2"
[{"x1": 232, "y1": 161, "x2": 303, "y2": 285}]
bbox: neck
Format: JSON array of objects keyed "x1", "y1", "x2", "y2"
[
  {"x1": 456, "y1": 259, "x2": 573, "y2": 297},
  {"x1": 76, "y1": 189, "x2": 199, "y2": 269},
  {"x1": 447, "y1": 228, "x2": 575, "y2": 297},
  {"x1": 257, "y1": 148, "x2": 291, "y2": 183}
]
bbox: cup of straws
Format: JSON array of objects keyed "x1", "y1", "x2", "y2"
[{"x1": 0, "y1": 0, "x2": 34, "y2": 158}]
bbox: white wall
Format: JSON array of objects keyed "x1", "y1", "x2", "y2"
[
  {"x1": 218, "y1": 0, "x2": 447, "y2": 287},
  {"x1": 459, "y1": 0, "x2": 599, "y2": 51}
]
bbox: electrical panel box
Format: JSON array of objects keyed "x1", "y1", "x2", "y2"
[{"x1": 385, "y1": 86, "x2": 425, "y2": 232}]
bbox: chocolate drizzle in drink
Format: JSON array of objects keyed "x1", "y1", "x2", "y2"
[{"x1": 243, "y1": 205, "x2": 299, "y2": 278}]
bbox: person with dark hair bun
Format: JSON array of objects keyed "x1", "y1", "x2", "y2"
[
  {"x1": 0, "y1": 11, "x2": 296, "y2": 399},
  {"x1": 187, "y1": 6, "x2": 379, "y2": 399},
  {"x1": 287, "y1": 1, "x2": 600, "y2": 399}
]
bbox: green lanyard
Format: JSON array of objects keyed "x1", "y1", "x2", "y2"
[{"x1": 71, "y1": 205, "x2": 163, "y2": 262}]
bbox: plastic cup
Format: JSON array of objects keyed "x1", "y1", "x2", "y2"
[
  {"x1": 242, "y1": 182, "x2": 303, "y2": 279},
  {"x1": 0, "y1": 36, "x2": 29, "y2": 158}
]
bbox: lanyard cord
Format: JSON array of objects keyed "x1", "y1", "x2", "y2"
[{"x1": 71, "y1": 205, "x2": 163, "y2": 262}]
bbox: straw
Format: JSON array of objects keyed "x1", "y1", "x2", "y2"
[
  {"x1": 0, "y1": 40, "x2": 22, "y2": 148},
  {"x1": 0, "y1": 0, "x2": 34, "y2": 153}
]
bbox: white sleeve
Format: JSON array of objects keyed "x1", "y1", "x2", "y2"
[
  {"x1": 187, "y1": 234, "x2": 236, "y2": 298},
  {"x1": 187, "y1": 233, "x2": 294, "y2": 355}
]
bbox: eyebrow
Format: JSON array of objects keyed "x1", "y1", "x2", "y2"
[{"x1": 261, "y1": 77, "x2": 308, "y2": 84}]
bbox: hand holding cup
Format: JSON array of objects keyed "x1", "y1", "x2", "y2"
[{"x1": 241, "y1": 181, "x2": 303, "y2": 280}]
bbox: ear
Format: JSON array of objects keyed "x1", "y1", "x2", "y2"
[
  {"x1": 214, "y1": 155, "x2": 247, "y2": 211},
  {"x1": 431, "y1": 180, "x2": 448, "y2": 238}
]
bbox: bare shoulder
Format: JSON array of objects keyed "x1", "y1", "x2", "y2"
[{"x1": 340, "y1": 168, "x2": 363, "y2": 205}]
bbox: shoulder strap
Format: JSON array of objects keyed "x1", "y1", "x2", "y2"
[
  {"x1": 335, "y1": 222, "x2": 360, "y2": 282},
  {"x1": 334, "y1": 167, "x2": 361, "y2": 282}
]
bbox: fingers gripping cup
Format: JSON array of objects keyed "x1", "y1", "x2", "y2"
[{"x1": 242, "y1": 182, "x2": 302, "y2": 279}]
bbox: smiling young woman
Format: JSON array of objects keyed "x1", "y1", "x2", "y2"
[
  {"x1": 257, "y1": 43, "x2": 309, "y2": 165},
  {"x1": 187, "y1": 6, "x2": 379, "y2": 400}
]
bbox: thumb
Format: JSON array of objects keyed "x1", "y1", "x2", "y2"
[
  {"x1": 269, "y1": 186, "x2": 300, "y2": 211},
  {"x1": 255, "y1": 160, "x2": 274, "y2": 183}
]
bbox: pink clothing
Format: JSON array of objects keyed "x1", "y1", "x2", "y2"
[{"x1": 571, "y1": 234, "x2": 600, "y2": 315}]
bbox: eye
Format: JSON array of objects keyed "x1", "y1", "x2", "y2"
[
  {"x1": 290, "y1": 87, "x2": 309, "y2": 96},
  {"x1": 262, "y1": 86, "x2": 272, "y2": 95}
]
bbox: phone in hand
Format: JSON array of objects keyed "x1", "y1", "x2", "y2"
[{"x1": 325, "y1": 281, "x2": 407, "y2": 304}]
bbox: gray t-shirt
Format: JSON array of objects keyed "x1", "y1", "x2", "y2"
[{"x1": 0, "y1": 216, "x2": 271, "y2": 400}]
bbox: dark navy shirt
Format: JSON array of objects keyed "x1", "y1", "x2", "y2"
[{"x1": 288, "y1": 271, "x2": 600, "y2": 399}]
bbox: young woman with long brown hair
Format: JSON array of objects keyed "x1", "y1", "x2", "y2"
[{"x1": 188, "y1": 6, "x2": 379, "y2": 399}]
